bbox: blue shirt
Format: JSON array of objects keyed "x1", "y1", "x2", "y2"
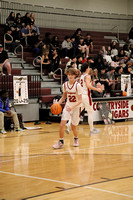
[{"x1": 0, "y1": 97, "x2": 9, "y2": 113}]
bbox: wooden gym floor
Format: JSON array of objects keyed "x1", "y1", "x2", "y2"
[{"x1": 0, "y1": 120, "x2": 133, "y2": 200}]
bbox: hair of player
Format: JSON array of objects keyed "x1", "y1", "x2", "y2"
[
  {"x1": 81, "y1": 62, "x2": 90, "y2": 73},
  {"x1": 65, "y1": 67, "x2": 78, "y2": 76}
]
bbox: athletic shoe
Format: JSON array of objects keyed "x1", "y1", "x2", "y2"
[
  {"x1": 15, "y1": 128, "x2": 24, "y2": 132},
  {"x1": 90, "y1": 128, "x2": 100, "y2": 134},
  {"x1": 65, "y1": 123, "x2": 70, "y2": 134},
  {"x1": 73, "y1": 138, "x2": 79, "y2": 147},
  {"x1": 53, "y1": 141, "x2": 64, "y2": 149},
  {"x1": 0, "y1": 129, "x2": 7, "y2": 134}
]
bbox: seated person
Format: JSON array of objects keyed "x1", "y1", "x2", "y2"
[
  {"x1": 0, "y1": 90, "x2": 24, "y2": 134},
  {"x1": 84, "y1": 33, "x2": 93, "y2": 57},
  {"x1": 4, "y1": 28, "x2": 20, "y2": 53},
  {"x1": 61, "y1": 35, "x2": 72, "y2": 58},
  {"x1": 98, "y1": 67, "x2": 110, "y2": 92},
  {"x1": 42, "y1": 49, "x2": 52, "y2": 74},
  {"x1": 65, "y1": 56, "x2": 77, "y2": 73},
  {"x1": 77, "y1": 36, "x2": 87, "y2": 56},
  {"x1": 107, "y1": 66, "x2": 116, "y2": 91},
  {"x1": 91, "y1": 68, "x2": 99, "y2": 86},
  {"x1": 0, "y1": 44, "x2": 11, "y2": 75},
  {"x1": 115, "y1": 66, "x2": 123, "y2": 90},
  {"x1": 91, "y1": 82, "x2": 105, "y2": 98},
  {"x1": 21, "y1": 24, "x2": 32, "y2": 46}
]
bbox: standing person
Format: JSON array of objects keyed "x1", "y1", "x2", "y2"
[
  {"x1": 53, "y1": 68, "x2": 82, "y2": 149},
  {"x1": 79, "y1": 62, "x2": 102, "y2": 134},
  {"x1": 0, "y1": 90, "x2": 24, "y2": 134},
  {"x1": 65, "y1": 63, "x2": 102, "y2": 134}
]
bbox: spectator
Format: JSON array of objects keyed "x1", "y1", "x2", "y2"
[
  {"x1": 77, "y1": 36, "x2": 87, "y2": 56},
  {"x1": 21, "y1": 12, "x2": 31, "y2": 26},
  {"x1": 40, "y1": 43, "x2": 47, "y2": 56},
  {"x1": 0, "y1": 44, "x2": 11, "y2": 75},
  {"x1": 123, "y1": 44, "x2": 131, "y2": 57},
  {"x1": 30, "y1": 25, "x2": 39, "y2": 46},
  {"x1": 30, "y1": 13, "x2": 35, "y2": 25},
  {"x1": 81, "y1": 53, "x2": 87, "y2": 63},
  {"x1": 130, "y1": 44, "x2": 133, "y2": 58},
  {"x1": 5, "y1": 17, "x2": 17, "y2": 40},
  {"x1": 33, "y1": 40, "x2": 44, "y2": 56},
  {"x1": 98, "y1": 67, "x2": 109, "y2": 92},
  {"x1": 6, "y1": 12, "x2": 15, "y2": 24},
  {"x1": 101, "y1": 45, "x2": 107, "y2": 55},
  {"x1": 52, "y1": 35, "x2": 60, "y2": 49},
  {"x1": 71, "y1": 35, "x2": 78, "y2": 57},
  {"x1": 21, "y1": 24, "x2": 32, "y2": 46},
  {"x1": 118, "y1": 49, "x2": 125, "y2": 59},
  {"x1": 73, "y1": 28, "x2": 82, "y2": 43},
  {"x1": 110, "y1": 55, "x2": 119, "y2": 68},
  {"x1": 49, "y1": 48, "x2": 60, "y2": 76},
  {"x1": 61, "y1": 35, "x2": 72, "y2": 58},
  {"x1": 111, "y1": 41, "x2": 118, "y2": 57},
  {"x1": 107, "y1": 66, "x2": 116, "y2": 91},
  {"x1": 94, "y1": 49, "x2": 105, "y2": 72},
  {"x1": 129, "y1": 27, "x2": 133, "y2": 41},
  {"x1": 30, "y1": 13, "x2": 40, "y2": 35},
  {"x1": 15, "y1": 13, "x2": 22, "y2": 25},
  {"x1": 84, "y1": 33, "x2": 93, "y2": 57},
  {"x1": 65, "y1": 56, "x2": 77, "y2": 73},
  {"x1": 115, "y1": 66, "x2": 123, "y2": 90},
  {"x1": 14, "y1": 13, "x2": 22, "y2": 41},
  {"x1": 107, "y1": 45, "x2": 111, "y2": 55},
  {"x1": 87, "y1": 56, "x2": 95, "y2": 69},
  {"x1": 43, "y1": 32, "x2": 52, "y2": 49},
  {"x1": 0, "y1": 90, "x2": 24, "y2": 134},
  {"x1": 91, "y1": 68, "x2": 99, "y2": 86},
  {"x1": 91, "y1": 82, "x2": 105, "y2": 98},
  {"x1": 76, "y1": 54, "x2": 83, "y2": 70},
  {"x1": 4, "y1": 28, "x2": 19, "y2": 52},
  {"x1": 42, "y1": 49, "x2": 52, "y2": 74}
]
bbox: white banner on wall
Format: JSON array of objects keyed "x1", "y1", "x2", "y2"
[
  {"x1": 121, "y1": 74, "x2": 131, "y2": 96},
  {"x1": 93, "y1": 99, "x2": 133, "y2": 121},
  {"x1": 13, "y1": 76, "x2": 29, "y2": 104}
]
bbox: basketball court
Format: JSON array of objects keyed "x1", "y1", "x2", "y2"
[{"x1": 0, "y1": 121, "x2": 133, "y2": 199}]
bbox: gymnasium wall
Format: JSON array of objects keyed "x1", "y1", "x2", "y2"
[
  {"x1": 0, "y1": 0, "x2": 133, "y2": 32},
  {"x1": 1, "y1": 0, "x2": 132, "y2": 14}
]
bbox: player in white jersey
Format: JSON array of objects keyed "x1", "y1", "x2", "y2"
[
  {"x1": 53, "y1": 68, "x2": 82, "y2": 149},
  {"x1": 79, "y1": 62, "x2": 102, "y2": 133}
]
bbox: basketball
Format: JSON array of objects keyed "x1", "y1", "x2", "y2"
[
  {"x1": 122, "y1": 91, "x2": 127, "y2": 96},
  {"x1": 50, "y1": 103, "x2": 62, "y2": 115}
]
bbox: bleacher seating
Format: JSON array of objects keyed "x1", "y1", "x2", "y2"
[{"x1": 0, "y1": 23, "x2": 129, "y2": 108}]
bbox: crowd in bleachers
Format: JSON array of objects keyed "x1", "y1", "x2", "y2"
[{"x1": 1, "y1": 11, "x2": 133, "y2": 95}]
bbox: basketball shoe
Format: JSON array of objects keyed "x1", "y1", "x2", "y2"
[
  {"x1": 53, "y1": 141, "x2": 64, "y2": 149},
  {"x1": 90, "y1": 128, "x2": 100, "y2": 134},
  {"x1": 73, "y1": 138, "x2": 79, "y2": 147},
  {"x1": 15, "y1": 127, "x2": 24, "y2": 132},
  {"x1": 0, "y1": 129, "x2": 7, "y2": 134}
]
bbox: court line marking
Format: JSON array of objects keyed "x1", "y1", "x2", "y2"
[
  {"x1": 22, "y1": 175, "x2": 133, "y2": 199},
  {"x1": 0, "y1": 141, "x2": 133, "y2": 163},
  {"x1": 0, "y1": 170, "x2": 133, "y2": 199}
]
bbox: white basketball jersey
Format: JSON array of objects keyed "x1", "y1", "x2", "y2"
[
  {"x1": 63, "y1": 81, "x2": 82, "y2": 107},
  {"x1": 79, "y1": 73, "x2": 92, "y2": 106}
]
